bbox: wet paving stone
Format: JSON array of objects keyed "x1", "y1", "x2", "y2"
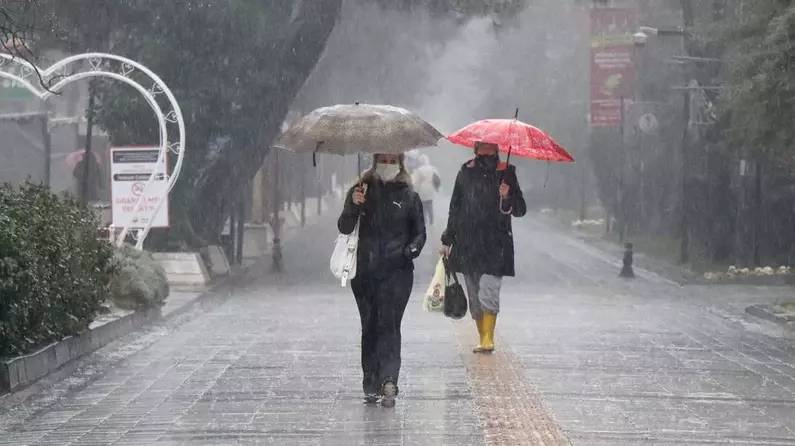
[{"x1": 1, "y1": 215, "x2": 793, "y2": 445}]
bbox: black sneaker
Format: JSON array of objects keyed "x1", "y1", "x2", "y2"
[
  {"x1": 380, "y1": 381, "x2": 397, "y2": 408},
  {"x1": 363, "y1": 393, "x2": 379, "y2": 405}
]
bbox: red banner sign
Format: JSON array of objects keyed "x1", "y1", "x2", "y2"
[{"x1": 590, "y1": 8, "x2": 637, "y2": 127}]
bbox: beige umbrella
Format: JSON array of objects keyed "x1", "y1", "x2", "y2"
[{"x1": 274, "y1": 103, "x2": 443, "y2": 160}]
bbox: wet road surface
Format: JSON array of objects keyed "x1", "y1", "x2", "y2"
[{"x1": 1, "y1": 210, "x2": 793, "y2": 445}]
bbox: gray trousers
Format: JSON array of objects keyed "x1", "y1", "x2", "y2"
[{"x1": 463, "y1": 274, "x2": 503, "y2": 320}]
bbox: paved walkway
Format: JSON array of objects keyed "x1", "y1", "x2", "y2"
[
  {"x1": 501, "y1": 219, "x2": 795, "y2": 445},
  {"x1": 1, "y1": 211, "x2": 793, "y2": 445}
]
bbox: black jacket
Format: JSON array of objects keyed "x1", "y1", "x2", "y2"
[
  {"x1": 338, "y1": 175, "x2": 426, "y2": 277},
  {"x1": 441, "y1": 158, "x2": 526, "y2": 276}
]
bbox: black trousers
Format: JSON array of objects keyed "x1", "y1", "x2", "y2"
[{"x1": 351, "y1": 268, "x2": 413, "y2": 395}]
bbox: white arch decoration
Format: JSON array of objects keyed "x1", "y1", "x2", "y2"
[{"x1": 0, "y1": 53, "x2": 185, "y2": 249}]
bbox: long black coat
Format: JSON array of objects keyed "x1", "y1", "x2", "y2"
[
  {"x1": 338, "y1": 175, "x2": 426, "y2": 277},
  {"x1": 441, "y1": 159, "x2": 526, "y2": 277}
]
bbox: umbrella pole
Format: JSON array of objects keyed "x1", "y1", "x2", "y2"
[
  {"x1": 508, "y1": 107, "x2": 519, "y2": 166},
  {"x1": 357, "y1": 153, "x2": 362, "y2": 184},
  {"x1": 500, "y1": 106, "x2": 518, "y2": 215},
  {"x1": 499, "y1": 145, "x2": 513, "y2": 215}
]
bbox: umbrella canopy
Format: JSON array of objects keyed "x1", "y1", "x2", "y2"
[
  {"x1": 274, "y1": 103, "x2": 443, "y2": 155},
  {"x1": 64, "y1": 150, "x2": 101, "y2": 170},
  {"x1": 447, "y1": 119, "x2": 574, "y2": 163}
]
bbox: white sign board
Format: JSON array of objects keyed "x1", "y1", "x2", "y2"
[{"x1": 111, "y1": 147, "x2": 169, "y2": 228}]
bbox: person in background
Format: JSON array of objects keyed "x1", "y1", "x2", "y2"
[
  {"x1": 411, "y1": 154, "x2": 441, "y2": 226},
  {"x1": 404, "y1": 149, "x2": 421, "y2": 173},
  {"x1": 440, "y1": 141, "x2": 526, "y2": 353},
  {"x1": 338, "y1": 153, "x2": 426, "y2": 407},
  {"x1": 73, "y1": 151, "x2": 104, "y2": 202}
]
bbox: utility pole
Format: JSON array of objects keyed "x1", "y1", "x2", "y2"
[
  {"x1": 271, "y1": 150, "x2": 283, "y2": 272},
  {"x1": 40, "y1": 113, "x2": 51, "y2": 187},
  {"x1": 679, "y1": 88, "x2": 691, "y2": 264},
  {"x1": 632, "y1": 39, "x2": 647, "y2": 233},
  {"x1": 679, "y1": 0, "x2": 695, "y2": 264},
  {"x1": 618, "y1": 95, "x2": 627, "y2": 244},
  {"x1": 228, "y1": 201, "x2": 237, "y2": 263},
  {"x1": 236, "y1": 185, "x2": 245, "y2": 266},
  {"x1": 81, "y1": 81, "x2": 96, "y2": 203},
  {"x1": 753, "y1": 159, "x2": 762, "y2": 266}
]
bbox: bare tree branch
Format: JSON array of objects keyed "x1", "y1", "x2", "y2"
[{"x1": 0, "y1": 2, "x2": 56, "y2": 92}]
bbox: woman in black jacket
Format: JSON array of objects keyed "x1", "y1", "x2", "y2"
[
  {"x1": 441, "y1": 142, "x2": 526, "y2": 354},
  {"x1": 338, "y1": 153, "x2": 426, "y2": 407}
]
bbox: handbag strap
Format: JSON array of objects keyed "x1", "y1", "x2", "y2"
[
  {"x1": 442, "y1": 256, "x2": 460, "y2": 286},
  {"x1": 349, "y1": 215, "x2": 361, "y2": 241}
]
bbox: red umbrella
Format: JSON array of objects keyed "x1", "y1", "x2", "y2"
[
  {"x1": 447, "y1": 115, "x2": 574, "y2": 163},
  {"x1": 64, "y1": 150, "x2": 85, "y2": 170},
  {"x1": 64, "y1": 150, "x2": 101, "y2": 170}
]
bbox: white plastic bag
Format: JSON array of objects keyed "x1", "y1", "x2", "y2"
[
  {"x1": 423, "y1": 257, "x2": 445, "y2": 312},
  {"x1": 330, "y1": 217, "x2": 360, "y2": 287}
]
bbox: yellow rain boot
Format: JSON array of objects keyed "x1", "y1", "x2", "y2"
[
  {"x1": 480, "y1": 312, "x2": 497, "y2": 353},
  {"x1": 472, "y1": 317, "x2": 487, "y2": 353}
]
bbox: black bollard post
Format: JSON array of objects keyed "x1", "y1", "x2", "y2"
[{"x1": 620, "y1": 242, "x2": 635, "y2": 278}]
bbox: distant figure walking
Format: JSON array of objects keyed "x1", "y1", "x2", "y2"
[
  {"x1": 337, "y1": 153, "x2": 426, "y2": 407},
  {"x1": 411, "y1": 154, "x2": 441, "y2": 226}
]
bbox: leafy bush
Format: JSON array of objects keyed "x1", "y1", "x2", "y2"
[
  {"x1": 110, "y1": 245, "x2": 169, "y2": 310},
  {"x1": 0, "y1": 183, "x2": 115, "y2": 358}
]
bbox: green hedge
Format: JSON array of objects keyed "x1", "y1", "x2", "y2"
[{"x1": 0, "y1": 183, "x2": 115, "y2": 358}]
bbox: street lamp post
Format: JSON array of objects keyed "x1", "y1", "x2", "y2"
[
  {"x1": 40, "y1": 113, "x2": 51, "y2": 187},
  {"x1": 618, "y1": 94, "x2": 627, "y2": 244},
  {"x1": 271, "y1": 149, "x2": 283, "y2": 272},
  {"x1": 633, "y1": 23, "x2": 692, "y2": 264},
  {"x1": 81, "y1": 82, "x2": 96, "y2": 203}
]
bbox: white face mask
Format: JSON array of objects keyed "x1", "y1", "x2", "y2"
[{"x1": 375, "y1": 163, "x2": 401, "y2": 181}]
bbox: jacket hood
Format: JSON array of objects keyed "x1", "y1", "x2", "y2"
[{"x1": 362, "y1": 170, "x2": 413, "y2": 187}]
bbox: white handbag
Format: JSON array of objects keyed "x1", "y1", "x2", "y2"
[{"x1": 330, "y1": 217, "x2": 360, "y2": 287}]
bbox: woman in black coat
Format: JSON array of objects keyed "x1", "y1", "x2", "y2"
[
  {"x1": 338, "y1": 153, "x2": 426, "y2": 407},
  {"x1": 441, "y1": 142, "x2": 526, "y2": 353}
]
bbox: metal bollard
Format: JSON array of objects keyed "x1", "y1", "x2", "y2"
[{"x1": 620, "y1": 242, "x2": 635, "y2": 278}]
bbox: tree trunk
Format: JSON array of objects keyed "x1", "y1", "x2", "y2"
[{"x1": 187, "y1": 0, "x2": 342, "y2": 247}]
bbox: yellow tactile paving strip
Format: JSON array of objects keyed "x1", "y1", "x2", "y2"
[{"x1": 454, "y1": 321, "x2": 571, "y2": 446}]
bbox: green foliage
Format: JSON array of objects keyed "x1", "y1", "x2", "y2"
[
  {"x1": 718, "y1": 1, "x2": 795, "y2": 161},
  {"x1": 33, "y1": 0, "x2": 342, "y2": 248},
  {"x1": 110, "y1": 245, "x2": 169, "y2": 310},
  {"x1": 0, "y1": 183, "x2": 115, "y2": 358}
]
